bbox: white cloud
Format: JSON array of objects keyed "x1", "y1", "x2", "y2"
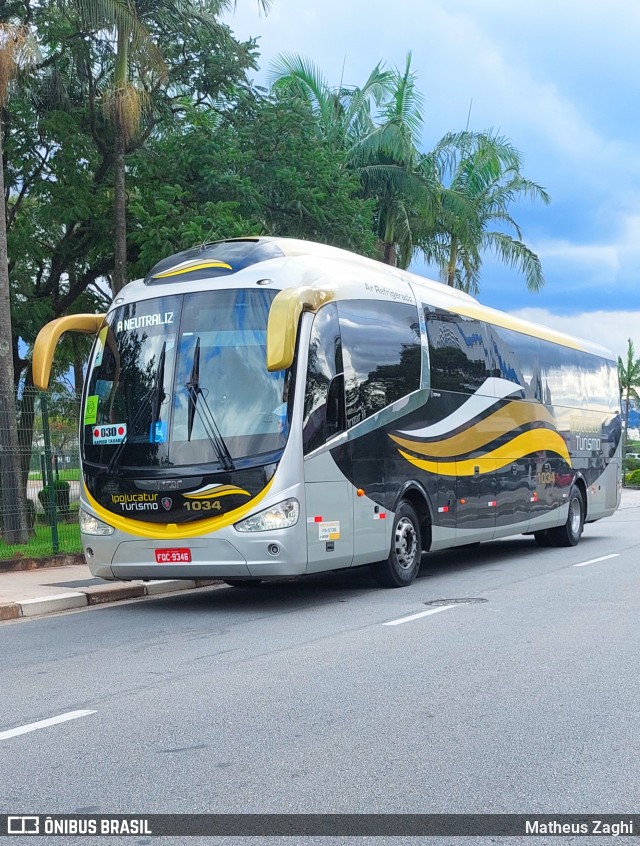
[{"x1": 530, "y1": 213, "x2": 640, "y2": 295}]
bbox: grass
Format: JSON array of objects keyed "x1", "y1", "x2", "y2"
[
  {"x1": 28, "y1": 468, "x2": 81, "y2": 482},
  {"x1": 0, "y1": 519, "x2": 82, "y2": 560}
]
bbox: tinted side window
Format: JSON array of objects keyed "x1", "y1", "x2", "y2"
[
  {"x1": 338, "y1": 300, "x2": 421, "y2": 428},
  {"x1": 303, "y1": 303, "x2": 343, "y2": 453},
  {"x1": 425, "y1": 307, "x2": 493, "y2": 394},
  {"x1": 581, "y1": 353, "x2": 615, "y2": 413},
  {"x1": 537, "y1": 339, "x2": 586, "y2": 409},
  {"x1": 490, "y1": 326, "x2": 542, "y2": 400}
]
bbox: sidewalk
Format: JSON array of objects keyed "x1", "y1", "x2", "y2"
[
  {"x1": 2, "y1": 488, "x2": 639, "y2": 622},
  {"x1": 0, "y1": 557, "x2": 221, "y2": 621}
]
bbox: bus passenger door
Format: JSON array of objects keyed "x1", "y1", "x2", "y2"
[
  {"x1": 301, "y1": 307, "x2": 354, "y2": 572},
  {"x1": 454, "y1": 458, "x2": 496, "y2": 544}
]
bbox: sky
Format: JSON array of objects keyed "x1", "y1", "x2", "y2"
[{"x1": 224, "y1": 0, "x2": 640, "y2": 360}]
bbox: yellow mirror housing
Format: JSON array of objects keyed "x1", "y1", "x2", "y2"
[
  {"x1": 33, "y1": 314, "x2": 106, "y2": 390},
  {"x1": 266, "y1": 287, "x2": 334, "y2": 372}
]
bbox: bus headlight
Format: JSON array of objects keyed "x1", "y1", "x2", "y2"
[
  {"x1": 80, "y1": 508, "x2": 115, "y2": 536},
  {"x1": 234, "y1": 498, "x2": 299, "y2": 532}
]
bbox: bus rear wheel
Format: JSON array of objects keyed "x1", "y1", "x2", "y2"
[
  {"x1": 535, "y1": 485, "x2": 585, "y2": 548},
  {"x1": 371, "y1": 501, "x2": 422, "y2": 588}
]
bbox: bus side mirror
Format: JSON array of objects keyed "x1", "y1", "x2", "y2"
[
  {"x1": 326, "y1": 373, "x2": 346, "y2": 438},
  {"x1": 266, "y1": 287, "x2": 334, "y2": 372},
  {"x1": 33, "y1": 314, "x2": 106, "y2": 390}
]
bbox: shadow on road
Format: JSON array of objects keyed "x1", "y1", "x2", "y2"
[{"x1": 120, "y1": 530, "x2": 610, "y2": 617}]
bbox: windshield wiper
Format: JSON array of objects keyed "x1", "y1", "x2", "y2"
[
  {"x1": 105, "y1": 341, "x2": 167, "y2": 475},
  {"x1": 185, "y1": 336, "x2": 235, "y2": 471}
]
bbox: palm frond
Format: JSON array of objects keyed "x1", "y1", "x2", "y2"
[{"x1": 483, "y1": 231, "x2": 545, "y2": 292}]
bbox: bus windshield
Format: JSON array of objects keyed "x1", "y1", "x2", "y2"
[{"x1": 82, "y1": 289, "x2": 290, "y2": 470}]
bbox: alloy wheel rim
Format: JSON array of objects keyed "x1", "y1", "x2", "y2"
[
  {"x1": 394, "y1": 517, "x2": 418, "y2": 570},
  {"x1": 569, "y1": 497, "x2": 582, "y2": 535}
]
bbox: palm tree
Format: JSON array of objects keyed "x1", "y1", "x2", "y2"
[
  {"x1": 269, "y1": 52, "x2": 392, "y2": 151},
  {"x1": 347, "y1": 53, "x2": 432, "y2": 267},
  {"x1": 270, "y1": 53, "x2": 434, "y2": 266},
  {"x1": 73, "y1": 0, "x2": 272, "y2": 293},
  {"x1": 422, "y1": 130, "x2": 550, "y2": 293},
  {"x1": 0, "y1": 22, "x2": 34, "y2": 543},
  {"x1": 270, "y1": 53, "x2": 470, "y2": 270},
  {"x1": 618, "y1": 338, "x2": 640, "y2": 478}
]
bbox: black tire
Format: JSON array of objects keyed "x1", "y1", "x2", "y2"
[
  {"x1": 533, "y1": 530, "x2": 553, "y2": 547},
  {"x1": 371, "y1": 501, "x2": 422, "y2": 588},
  {"x1": 223, "y1": 579, "x2": 263, "y2": 588},
  {"x1": 546, "y1": 485, "x2": 585, "y2": 547}
]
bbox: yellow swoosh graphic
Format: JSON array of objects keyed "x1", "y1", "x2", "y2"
[
  {"x1": 398, "y1": 429, "x2": 572, "y2": 476},
  {"x1": 83, "y1": 478, "x2": 273, "y2": 539},
  {"x1": 390, "y1": 401, "x2": 557, "y2": 458},
  {"x1": 183, "y1": 485, "x2": 251, "y2": 500},
  {"x1": 153, "y1": 260, "x2": 232, "y2": 279}
]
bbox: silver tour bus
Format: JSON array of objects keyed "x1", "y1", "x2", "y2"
[{"x1": 33, "y1": 238, "x2": 622, "y2": 588}]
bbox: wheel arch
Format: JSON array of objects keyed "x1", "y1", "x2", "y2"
[{"x1": 572, "y1": 473, "x2": 588, "y2": 516}]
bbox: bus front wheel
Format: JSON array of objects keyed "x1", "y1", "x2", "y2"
[{"x1": 371, "y1": 501, "x2": 422, "y2": 588}]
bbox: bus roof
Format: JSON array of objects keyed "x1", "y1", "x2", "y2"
[{"x1": 136, "y1": 236, "x2": 614, "y2": 362}]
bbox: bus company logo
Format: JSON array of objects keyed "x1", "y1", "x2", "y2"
[
  {"x1": 111, "y1": 492, "x2": 158, "y2": 512},
  {"x1": 116, "y1": 312, "x2": 174, "y2": 333},
  {"x1": 570, "y1": 416, "x2": 602, "y2": 451},
  {"x1": 161, "y1": 497, "x2": 173, "y2": 511}
]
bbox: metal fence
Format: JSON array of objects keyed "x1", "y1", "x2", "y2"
[{"x1": 0, "y1": 387, "x2": 82, "y2": 560}]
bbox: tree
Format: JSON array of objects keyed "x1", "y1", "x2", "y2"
[
  {"x1": 422, "y1": 130, "x2": 550, "y2": 293},
  {"x1": 618, "y1": 338, "x2": 640, "y2": 478},
  {"x1": 0, "y1": 21, "x2": 33, "y2": 543},
  {"x1": 271, "y1": 52, "x2": 431, "y2": 267},
  {"x1": 269, "y1": 52, "x2": 392, "y2": 151},
  {"x1": 71, "y1": 0, "x2": 271, "y2": 293},
  {"x1": 347, "y1": 52, "x2": 431, "y2": 267},
  {"x1": 127, "y1": 95, "x2": 376, "y2": 275},
  {"x1": 3, "y1": 0, "x2": 258, "y2": 375}
]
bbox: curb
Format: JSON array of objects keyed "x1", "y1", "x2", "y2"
[
  {"x1": 0, "y1": 578, "x2": 222, "y2": 621},
  {"x1": 0, "y1": 553, "x2": 86, "y2": 574}
]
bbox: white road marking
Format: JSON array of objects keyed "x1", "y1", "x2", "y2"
[
  {"x1": 384, "y1": 605, "x2": 458, "y2": 626},
  {"x1": 0, "y1": 710, "x2": 96, "y2": 741},
  {"x1": 573, "y1": 553, "x2": 620, "y2": 568}
]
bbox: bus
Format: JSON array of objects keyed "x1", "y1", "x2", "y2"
[{"x1": 32, "y1": 237, "x2": 622, "y2": 588}]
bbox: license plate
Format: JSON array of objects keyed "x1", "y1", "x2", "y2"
[{"x1": 155, "y1": 548, "x2": 191, "y2": 563}]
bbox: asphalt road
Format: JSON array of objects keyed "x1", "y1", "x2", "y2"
[{"x1": 1, "y1": 502, "x2": 640, "y2": 845}]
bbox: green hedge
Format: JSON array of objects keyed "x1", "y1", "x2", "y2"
[
  {"x1": 38, "y1": 480, "x2": 71, "y2": 517},
  {"x1": 626, "y1": 469, "x2": 640, "y2": 486}
]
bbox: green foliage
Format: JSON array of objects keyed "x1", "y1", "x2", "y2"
[
  {"x1": 3, "y1": 0, "x2": 260, "y2": 381},
  {"x1": 128, "y1": 96, "x2": 376, "y2": 276},
  {"x1": 271, "y1": 53, "x2": 548, "y2": 281},
  {"x1": 625, "y1": 468, "x2": 640, "y2": 486},
  {"x1": 37, "y1": 479, "x2": 71, "y2": 517}
]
